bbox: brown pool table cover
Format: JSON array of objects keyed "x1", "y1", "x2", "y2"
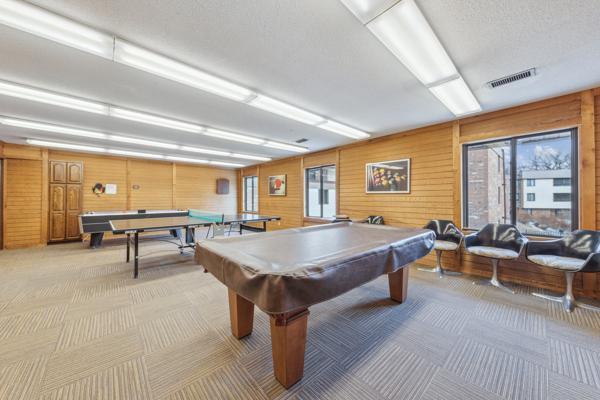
[{"x1": 195, "y1": 222, "x2": 435, "y2": 314}]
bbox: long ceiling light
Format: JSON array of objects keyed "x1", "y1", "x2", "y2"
[
  {"x1": 107, "y1": 149, "x2": 164, "y2": 159},
  {"x1": 165, "y1": 156, "x2": 208, "y2": 164},
  {"x1": 0, "y1": 0, "x2": 113, "y2": 58},
  {"x1": 263, "y1": 141, "x2": 309, "y2": 153},
  {"x1": 317, "y1": 120, "x2": 370, "y2": 139},
  {"x1": 0, "y1": 80, "x2": 108, "y2": 114},
  {"x1": 203, "y1": 128, "x2": 265, "y2": 145},
  {"x1": 0, "y1": 1, "x2": 370, "y2": 140},
  {"x1": 113, "y1": 39, "x2": 253, "y2": 102},
  {"x1": 429, "y1": 77, "x2": 481, "y2": 117},
  {"x1": 108, "y1": 135, "x2": 179, "y2": 150},
  {"x1": 0, "y1": 117, "x2": 107, "y2": 139},
  {"x1": 25, "y1": 138, "x2": 245, "y2": 168},
  {"x1": 2, "y1": 116, "x2": 271, "y2": 161},
  {"x1": 210, "y1": 160, "x2": 244, "y2": 168},
  {"x1": 340, "y1": 0, "x2": 481, "y2": 116},
  {"x1": 26, "y1": 139, "x2": 105, "y2": 152},
  {"x1": 247, "y1": 95, "x2": 325, "y2": 125},
  {"x1": 109, "y1": 107, "x2": 203, "y2": 133}
]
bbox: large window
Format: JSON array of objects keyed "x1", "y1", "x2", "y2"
[
  {"x1": 464, "y1": 129, "x2": 578, "y2": 237},
  {"x1": 305, "y1": 165, "x2": 336, "y2": 218},
  {"x1": 243, "y1": 176, "x2": 258, "y2": 212}
]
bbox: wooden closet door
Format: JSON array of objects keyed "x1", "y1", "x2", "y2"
[
  {"x1": 67, "y1": 162, "x2": 83, "y2": 184},
  {"x1": 50, "y1": 161, "x2": 67, "y2": 183},
  {"x1": 49, "y1": 184, "x2": 66, "y2": 241},
  {"x1": 66, "y1": 185, "x2": 82, "y2": 239}
]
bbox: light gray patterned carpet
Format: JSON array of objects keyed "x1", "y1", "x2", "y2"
[{"x1": 1, "y1": 237, "x2": 600, "y2": 400}]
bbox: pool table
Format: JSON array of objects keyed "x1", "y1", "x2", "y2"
[{"x1": 195, "y1": 222, "x2": 434, "y2": 388}]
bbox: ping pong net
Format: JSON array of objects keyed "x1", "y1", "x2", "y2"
[{"x1": 188, "y1": 209, "x2": 225, "y2": 224}]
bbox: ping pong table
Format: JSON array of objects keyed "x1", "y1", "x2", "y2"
[{"x1": 110, "y1": 210, "x2": 280, "y2": 278}]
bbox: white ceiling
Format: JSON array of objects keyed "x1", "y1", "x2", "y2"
[{"x1": 1, "y1": 0, "x2": 600, "y2": 165}]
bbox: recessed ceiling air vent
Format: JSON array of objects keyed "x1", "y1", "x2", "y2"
[
  {"x1": 295, "y1": 138, "x2": 308, "y2": 143},
  {"x1": 486, "y1": 68, "x2": 537, "y2": 89}
]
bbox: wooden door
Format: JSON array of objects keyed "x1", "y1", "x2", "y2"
[
  {"x1": 67, "y1": 162, "x2": 83, "y2": 184},
  {"x1": 49, "y1": 184, "x2": 66, "y2": 241},
  {"x1": 48, "y1": 161, "x2": 83, "y2": 242},
  {"x1": 66, "y1": 185, "x2": 82, "y2": 239},
  {"x1": 50, "y1": 161, "x2": 67, "y2": 183}
]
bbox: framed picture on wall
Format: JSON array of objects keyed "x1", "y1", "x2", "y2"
[
  {"x1": 365, "y1": 159, "x2": 410, "y2": 193},
  {"x1": 268, "y1": 174, "x2": 287, "y2": 196}
]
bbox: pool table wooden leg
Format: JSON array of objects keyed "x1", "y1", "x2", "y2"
[
  {"x1": 228, "y1": 289, "x2": 254, "y2": 339},
  {"x1": 270, "y1": 309, "x2": 309, "y2": 389},
  {"x1": 388, "y1": 266, "x2": 409, "y2": 303}
]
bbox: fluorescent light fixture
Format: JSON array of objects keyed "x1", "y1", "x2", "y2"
[
  {"x1": 108, "y1": 135, "x2": 179, "y2": 149},
  {"x1": 109, "y1": 107, "x2": 202, "y2": 133},
  {"x1": 0, "y1": 81, "x2": 108, "y2": 114},
  {"x1": 114, "y1": 39, "x2": 253, "y2": 102},
  {"x1": 263, "y1": 141, "x2": 309, "y2": 153},
  {"x1": 0, "y1": 0, "x2": 113, "y2": 58},
  {"x1": 210, "y1": 160, "x2": 245, "y2": 168},
  {"x1": 231, "y1": 153, "x2": 271, "y2": 162},
  {"x1": 248, "y1": 94, "x2": 325, "y2": 125},
  {"x1": 363, "y1": 0, "x2": 457, "y2": 86},
  {"x1": 107, "y1": 149, "x2": 164, "y2": 159},
  {"x1": 429, "y1": 76, "x2": 481, "y2": 116},
  {"x1": 340, "y1": 0, "x2": 400, "y2": 24},
  {"x1": 317, "y1": 120, "x2": 369, "y2": 139},
  {"x1": 26, "y1": 139, "x2": 105, "y2": 152},
  {"x1": 180, "y1": 146, "x2": 230, "y2": 157},
  {"x1": 165, "y1": 156, "x2": 209, "y2": 164},
  {"x1": 203, "y1": 127, "x2": 265, "y2": 145},
  {"x1": 1, "y1": 118, "x2": 107, "y2": 139}
]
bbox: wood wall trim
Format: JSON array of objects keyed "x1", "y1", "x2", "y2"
[
  {"x1": 172, "y1": 163, "x2": 177, "y2": 209},
  {"x1": 460, "y1": 92, "x2": 581, "y2": 126},
  {"x1": 126, "y1": 159, "x2": 132, "y2": 210},
  {"x1": 452, "y1": 121, "x2": 461, "y2": 227},
  {"x1": 1, "y1": 159, "x2": 6, "y2": 249},
  {"x1": 335, "y1": 149, "x2": 341, "y2": 215},
  {"x1": 580, "y1": 90, "x2": 596, "y2": 295},
  {"x1": 40, "y1": 149, "x2": 49, "y2": 245},
  {"x1": 580, "y1": 89, "x2": 596, "y2": 229}
]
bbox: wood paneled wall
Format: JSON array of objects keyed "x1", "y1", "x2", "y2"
[
  {"x1": 3, "y1": 159, "x2": 43, "y2": 249},
  {"x1": 258, "y1": 158, "x2": 302, "y2": 230},
  {"x1": 1, "y1": 144, "x2": 238, "y2": 249},
  {"x1": 243, "y1": 88, "x2": 600, "y2": 299}
]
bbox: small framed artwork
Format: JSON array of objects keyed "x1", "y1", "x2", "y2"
[
  {"x1": 268, "y1": 175, "x2": 287, "y2": 196},
  {"x1": 365, "y1": 159, "x2": 410, "y2": 193}
]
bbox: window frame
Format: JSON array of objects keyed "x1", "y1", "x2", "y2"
[
  {"x1": 305, "y1": 164, "x2": 336, "y2": 219},
  {"x1": 462, "y1": 128, "x2": 579, "y2": 235},
  {"x1": 242, "y1": 175, "x2": 258, "y2": 213}
]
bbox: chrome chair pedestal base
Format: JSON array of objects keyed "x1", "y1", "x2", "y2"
[
  {"x1": 473, "y1": 258, "x2": 514, "y2": 294},
  {"x1": 532, "y1": 272, "x2": 600, "y2": 312},
  {"x1": 418, "y1": 250, "x2": 462, "y2": 278}
]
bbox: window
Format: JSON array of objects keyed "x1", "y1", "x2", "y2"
[
  {"x1": 305, "y1": 165, "x2": 336, "y2": 218},
  {"x1": 464, "y1": 129, "x2": 578, "y2": 237},
  {"x1": 553, "y1": 178, "x2": 571, "y2": 186},
  {"x1": 243, "y1": 176, "x2": 258, "y2": 212},
  {"x1": 554, "y1": 193, "x2": 571, "y2": 202}
]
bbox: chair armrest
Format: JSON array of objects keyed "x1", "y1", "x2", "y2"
[
  {"x1": 463, "y1": 232, "x2": 480, "y2": 249},
  {"x1": 514, "y1": 236, "x2": 529, "y2": 256},
  {"x1": 582, "y1": 253, "x2": 600, "y2": 273},
  {"x1": 526, "y1": 239, "x2": 563, "y2": 257}
]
